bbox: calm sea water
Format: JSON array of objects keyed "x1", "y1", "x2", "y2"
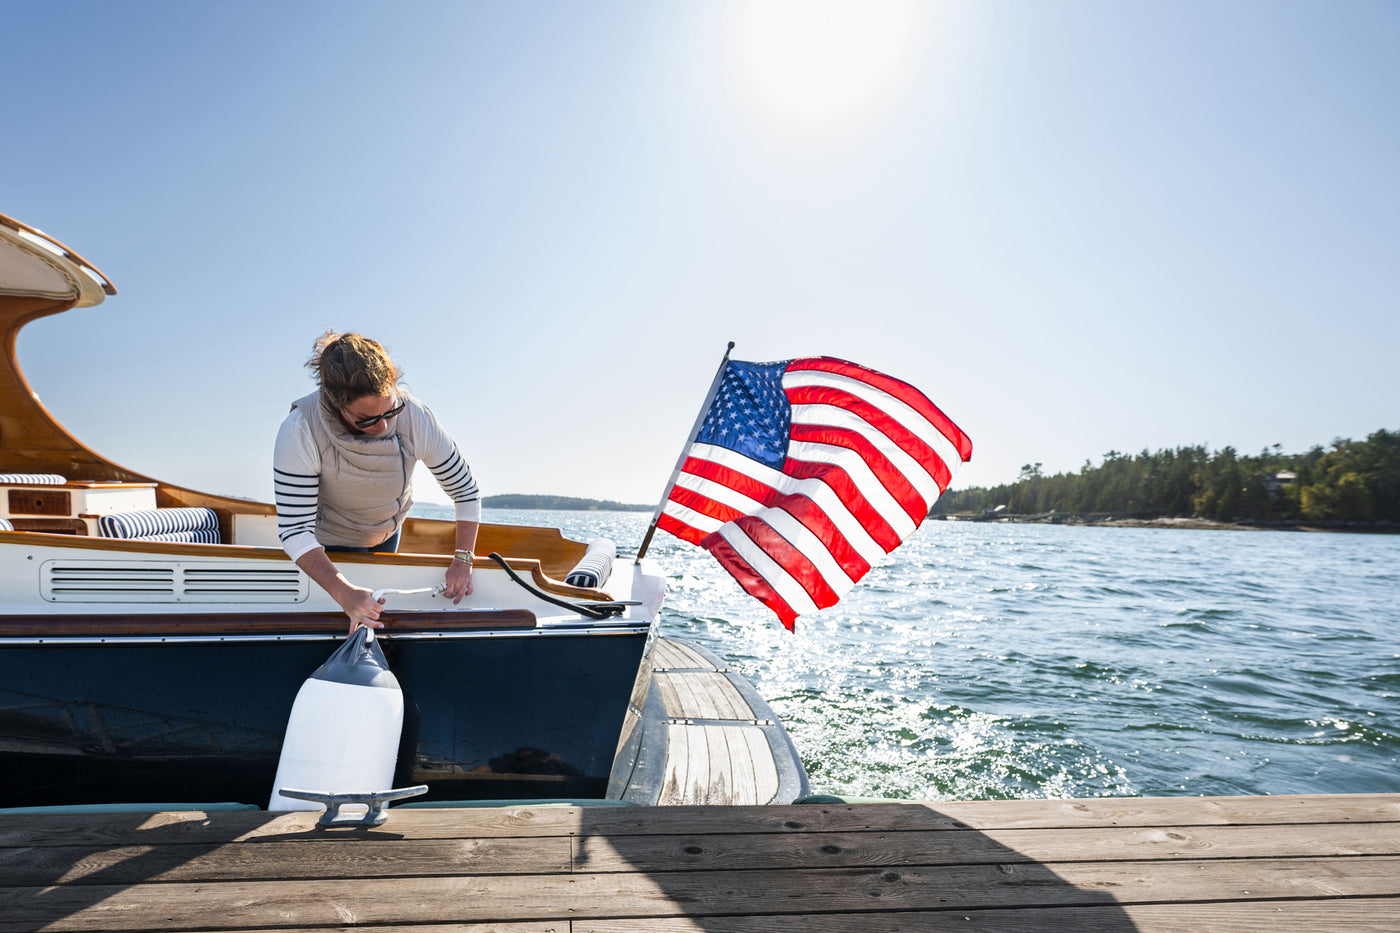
[{"x1": 471, "y1": 507, "x2": 1400, "y2": 801}]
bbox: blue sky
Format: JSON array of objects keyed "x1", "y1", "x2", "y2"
[{"x1": 5, "y1": 1, "x2": 1397, "y2": 507}]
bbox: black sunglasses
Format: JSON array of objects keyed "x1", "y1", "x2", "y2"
[{"x1": 347, "y1": 401, "x2": 406, "y2": 430}]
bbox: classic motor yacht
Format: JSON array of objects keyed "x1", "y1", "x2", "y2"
[{"x1": 0, "y1": 211, "x2": 806, "y2": 811}]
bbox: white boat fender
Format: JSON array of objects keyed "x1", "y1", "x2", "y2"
[{"x1": 268, "y1": 627, "x2": 405, "y2": 813}]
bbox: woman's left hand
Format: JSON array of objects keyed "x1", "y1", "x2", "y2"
[{"x1": 445, "y1": 556, "x2": 473, "y2": 604}]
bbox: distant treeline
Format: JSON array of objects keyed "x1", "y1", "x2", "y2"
[
  {"x1": 484, "y1": 494, "x2": 651, "y2": 512},
  {"x1": 933, "y1": 429, "x2": 1400, "y2": 524}
]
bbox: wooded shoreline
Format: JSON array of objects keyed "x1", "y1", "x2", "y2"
[
  {"x1": 940, "y1": 511, "x2": 1399, "y2": 534},
  {"x1": 935, "y1": 430, "x2": 1400, "y2": 528}
]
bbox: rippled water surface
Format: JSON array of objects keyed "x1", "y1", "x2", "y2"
[{"x1": 478, "y1": 508, "x2": 1400, "y2": 800}]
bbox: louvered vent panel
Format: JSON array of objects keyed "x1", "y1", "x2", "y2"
[
  {"x1": 42, "y1": 561, "x2": 309, "y2": 603},
  {"x1": 181, "y1": 567, "x2": 307, "y2": 601},
  {"x1": 44, "y1": 566, "x2": 176, "y2": 599}
]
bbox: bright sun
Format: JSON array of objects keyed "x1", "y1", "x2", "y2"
[{"x1": 724, "y1": 0, "x2": 930, "y2": 145}]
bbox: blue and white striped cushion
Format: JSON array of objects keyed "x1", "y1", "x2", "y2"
[
  {"x1": 136, "y1": 529, "x2": 223, "y2": 544},
  {"x1": 0, "y1": 473, "x2": 67, "y2": 485},
  {"x1": 99, "y1": 507, "x2": 221, "y2": 542},
  {"x1": 565, "y1": 538, "x2": 616, "y2": 588},
  {"x1": 0, "y1": 518, "x2": 13, "y2": 531}
]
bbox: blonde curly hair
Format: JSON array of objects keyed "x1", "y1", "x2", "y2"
[{"x1": 307, "y1": 331, "x2": 403, "y2": 408}]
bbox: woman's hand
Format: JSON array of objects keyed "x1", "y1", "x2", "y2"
[
  {"x1": 338, "y1": 585, "x2": 386, "y2": 634},
  {"x1": 294, "y1": 548, "x2": 387, "y2": 635},
  {"x1": 445, "y1": 556, "x2": 473, "y2": 604}
]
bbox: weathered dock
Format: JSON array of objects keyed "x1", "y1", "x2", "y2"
[{"x1": 3, "y1": 792, "x2": 1396, "y2": 931}]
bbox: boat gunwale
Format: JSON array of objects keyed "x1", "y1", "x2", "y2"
[{"x1": 0, "y1": 528, "x2": 617, "y2": 602}]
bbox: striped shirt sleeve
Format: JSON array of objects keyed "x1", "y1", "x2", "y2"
[
  {"x1": 272, "y1": 408, "x2": 324, "y2": 561},
  {"x1": 409, "y1": 398, "x2": 481, "y2": 522}
]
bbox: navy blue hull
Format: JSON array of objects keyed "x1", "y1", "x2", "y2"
[{"x1": 0, "y1": 631, "x2": 647, "y2": 808}]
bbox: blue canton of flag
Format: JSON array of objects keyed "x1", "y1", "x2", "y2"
[{"x1": 693, "y1": 361, "x2": 791, "y2": 469}]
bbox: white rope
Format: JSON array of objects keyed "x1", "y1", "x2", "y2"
[{"x1": 371, "y1": 584, "x2": 446, "y2": 602}]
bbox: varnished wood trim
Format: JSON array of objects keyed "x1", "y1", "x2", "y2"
[
  {"x1": 7, "y1": 488, "x2": 72, "y2": 515},
  {"x1": 5, "y1": 517, "x2": 88, "y2": 534},
  {"x1": 0, "y1": 529, "x2": 285, "y2": 558},
  {"x1": 333, "y1": 551, "x2": 615, "y2": 602},
  {"x1": 60, "y1": 481, "x2": 158, "y2": 489},
  {"x1": 402, "y1": 517, "x2": 591, "y2": 579}
]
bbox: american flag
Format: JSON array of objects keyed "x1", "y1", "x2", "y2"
[{"x1": 656, "y1": 356, "x2": 972, "y2": 629}]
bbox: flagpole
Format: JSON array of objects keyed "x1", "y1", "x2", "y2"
[{"x1": 635, "y1": 341, "x2": 735, "y2": 563}]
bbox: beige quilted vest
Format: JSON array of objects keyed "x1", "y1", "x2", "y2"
[{"x1": 290, "y1": 391, "x2": 417, "y2": 548}]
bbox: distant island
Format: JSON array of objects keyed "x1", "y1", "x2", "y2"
[
  {"x1": 933, "y1": 428, "x2": 1399, "y2": 531},
  {"x1": 484, "y1": 494, "x2": 651, "y2": 512}
]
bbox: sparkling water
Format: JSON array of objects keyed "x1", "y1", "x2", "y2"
[{"x1": 467, "y1": 507, "x2": 1400, "y2": 801}]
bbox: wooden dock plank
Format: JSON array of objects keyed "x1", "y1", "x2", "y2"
[
  {"x1": 3, "y1": 794, "x2": 1397, "y2": 932},
  {"x1": 927, "y1": 793, "x2": 1400, "y2": 830},
  {"x1": 5, "y1": 857, "x2": 1400, "y2": 931},
  {"x1": 175, "y1": 926, "x2": 566, "y2": 933},
  {"x1": 577, "y1": 821, "x2": 1400, "y2": 872},
  {"x1": 0, "y1": 836, "x2": 571, "y2": 886},
  {"x1": 582, "y1": 900, "x2": 1400, "y2": 933},
  {"x1": 5, "y1": 795, "x2": 1398, "y2": 847},
  {"x1": 49, "y1": 902, "x2": 1400, "y2": 933},
  {"x1": 4, "y1": 820, "x2": 1391, "y2": 890}
]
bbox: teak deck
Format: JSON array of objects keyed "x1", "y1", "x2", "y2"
[
  {"x1": 3, "y1": 793, "x2": 1397, "y2": 931},
  {"x1": 648, "y1": 638, "x2": 788, "y2": 806}
]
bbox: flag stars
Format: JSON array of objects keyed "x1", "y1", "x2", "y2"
[{"x1": 694, "y1": 360, "x2": 792, "y2": 469}]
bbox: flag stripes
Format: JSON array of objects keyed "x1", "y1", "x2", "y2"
[
  {"x1": 787, "y1": 358, "x2": 972, "y2": 463},
  {"x1": 676, "y1": 446, "x2": 890, "y2": 564},
  {"x1": 659, "y1": 356, "x2": 970, "y2": 629}
]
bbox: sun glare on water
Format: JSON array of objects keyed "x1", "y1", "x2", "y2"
[{"x1": 724, "y1": 0, "x2": 931, "y2": 146}]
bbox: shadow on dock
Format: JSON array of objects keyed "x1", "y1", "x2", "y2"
[{"x1": 567, "y1": 799, "x2": 1138, "y2": 931}]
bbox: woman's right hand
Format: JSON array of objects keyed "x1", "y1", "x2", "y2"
[
  {"x1": 292, "y1": 549, "x2": 387, "y2": 636},
  {"x1": 339, "y1": 586, "x2": 386, "y2": 634}
]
